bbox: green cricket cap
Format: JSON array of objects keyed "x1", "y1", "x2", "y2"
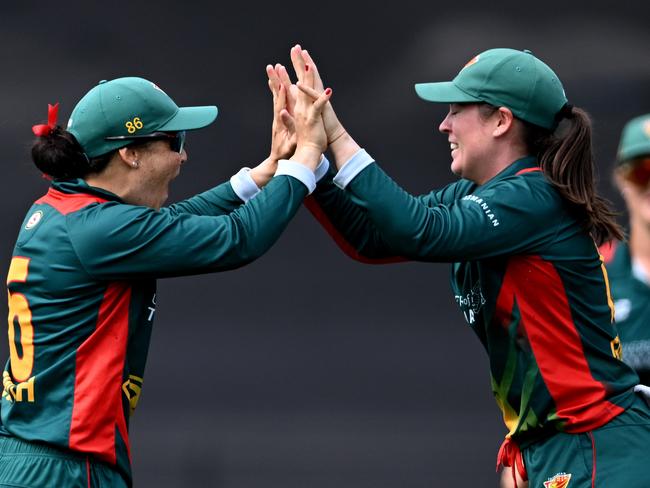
[
  {"x1": 67, "y1": 77, "x2": 218, "y2": 158},
  {"x1": 617, "y1": 114, "x2": 650, "y2": 164},
  {"x1": 414, "y1": 48, "x2": 568, "y2": 130}
]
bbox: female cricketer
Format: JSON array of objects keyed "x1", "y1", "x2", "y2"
[
  {"x1": 263, "y1": 46, "x2": 650, "y2": 487},
  {"x1": 2, "y1": 74, "x2": 330, "y2": 486},
  {"x1": 602, "y1": 114, "x2": 650, "y2": 386},
  {"x1": 500, "y1": 114, "x2": 650, "y2": 488}
]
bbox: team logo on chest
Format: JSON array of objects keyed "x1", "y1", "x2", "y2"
[{"x1": 543, "y1": 472, "x2": 571, "y2": 488}]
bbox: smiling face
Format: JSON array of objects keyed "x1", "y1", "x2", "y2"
[
  {"x1": 134, "y1": 140, "x2": 187, "y2": 209},
  {"x1": 438, "y1": 103, "x2": 501, "y2": 183}
]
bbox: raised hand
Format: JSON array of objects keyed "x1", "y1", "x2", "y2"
[
  {"x1": 290, "y1": 45, "x2": 347, "y2": 145},
  {"x1": 266, "y1": 63, "x2": 296, "y2": 162},
  {"x1": 290, "y1": 60, "x2": 332, "y2": 170},
  {"x1": 290, "y1": 44, "x2": 361, "y2": 169}
]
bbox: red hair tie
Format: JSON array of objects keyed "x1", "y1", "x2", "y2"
[{"x1": 32, "y1": 103, "x2": 60, "y2": 137}]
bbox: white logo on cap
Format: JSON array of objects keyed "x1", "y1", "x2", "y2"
[
  {"x1": 25, "y1": 211, "x2": 43, "y2": 230},
  {"x1": 67, "y1": 118, "x2": 73, "y2": 128}
]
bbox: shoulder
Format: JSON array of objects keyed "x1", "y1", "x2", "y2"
[
  {"x1": 66, "y1": 201, "x2": 166, "y2": 244},
  {"x1": 473, "y1": 169, "x2": 562, "y2": 215}
]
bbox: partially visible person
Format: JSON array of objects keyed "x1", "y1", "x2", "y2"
[
  {"x1": 602, "y1": 114, "x2": 650, "y2": 386},
  {"x1": 2, "y1": 74, "x2": 330, "y2": 487}
]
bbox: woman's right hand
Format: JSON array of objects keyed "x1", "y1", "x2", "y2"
[
  {"x1": 289, "y1": 45, "x2": 361, "y2": 170},
  {"x1": 290, "y1": 45, "x2": 346, "y2": 145},
  {"x1": 289, "y1": 59, "x2": 332, "y2": 171}
]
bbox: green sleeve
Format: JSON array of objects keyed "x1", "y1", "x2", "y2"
[
  {"x1": 68, "y1": 176, "x2": 307, "y2": 279},
  {"x1": 344, "y1": 163, "x2": 562, "y2": 262},
  {"x1": 308, "y1": 169, "x2": 475, "y2": 262},
  {"x1": 166, "y1": 181, "x2": 243, "y2": 216},
  {"x1": 416, "y1": 179, "x2": 476, "y2": 207},
  {"x1": 309, "y1": 171, "x2": 398, "y2": 261}
]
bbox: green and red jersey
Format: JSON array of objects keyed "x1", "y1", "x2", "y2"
[
  {"x1": 600, "y1": 240, "x2": 650, "y2": 385},
  {"x1": 3, "y1": 175, "x2": 308, "y2": 485},
  {"x1": 307, "y1": 152, "x2": 639, "y2": 445}
]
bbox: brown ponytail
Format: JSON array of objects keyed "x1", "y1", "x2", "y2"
[{"x1": 523, "y1": 106, "x2": 624, "y2": 245}]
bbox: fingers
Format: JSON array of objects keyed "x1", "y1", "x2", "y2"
[
  {"x1": 276, "y1": 82, "x2": 286, "y2": 114},
  {"x1": 266, "y1": 64, "x2": 279, "y2": 96},
  {"x1": 296, "y1": 82, "x2": 322, "y2": 100},
  {"x1": 277, "y1": 64, "x2": 293, "y2": 86},
  {"x1": 290, "y1": 43, "x2": 307, "y2": 82},
  {"x1": 300, "y1": 49, "x2": 325, "y2": 92},
  {"x1": 311, "y1": 88, "x2": 332, "y2": 116},
  {"x1": 275, "y1": 64, "x2": 296, "y2": 115},
  {"x1": 303, "y1": 61, "x2": 315, "y2": 90}
]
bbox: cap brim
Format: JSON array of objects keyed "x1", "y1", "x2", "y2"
[
  {"x1": 414, "y1": 82, "x2": 481, "y2": 103},
  {"x1": 159, "y1": 105, "x2": 218, "y2": 132}
]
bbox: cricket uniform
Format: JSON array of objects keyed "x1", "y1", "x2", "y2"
[
  {"x1": 3, "y1": 169, "x2": 310, "y2": 487},
  {"x1": 600, "y1": 240, "x2": 650, "y2": 385},
  {"x1": 306, "y1": 151, "x2": 650, "y2": 486}
]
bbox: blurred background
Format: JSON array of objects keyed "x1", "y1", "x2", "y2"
[{"x1": 1, "y1": 2, "x2": 649, "y2": 487}]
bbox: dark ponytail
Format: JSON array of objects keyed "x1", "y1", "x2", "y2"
[
  {"x1": 522, "y1": 106, "x2": 624, "y2": 245},
  {"x1": 31, "y1": 127, "x2": 112, "y2": 179}
]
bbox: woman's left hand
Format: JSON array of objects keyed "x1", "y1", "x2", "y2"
[{"x1": 267, "y1": 64, "x2": 296, "y2": 162}]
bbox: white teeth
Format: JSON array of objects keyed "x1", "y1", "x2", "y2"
[{"x1": 450, "y1": 142, "x2": 459, "y2": 150}]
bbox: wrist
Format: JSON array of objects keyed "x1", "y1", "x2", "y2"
[
  {"x1": 329, "y1": 132, "x2": 361, "y2": 170},
  {"x1": 290, "y1": 145, "x2": 322, "y2": 171},
  {"x1": 249, "y1": 157, "x2": 277, "y2": 188}
]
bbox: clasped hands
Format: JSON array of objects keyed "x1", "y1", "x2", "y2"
[{"x1": 265, "y1": 44, "x2": 359, "y2": 175}]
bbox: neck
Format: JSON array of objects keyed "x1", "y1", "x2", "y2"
[
  {"x1": 84, "y1": 163, "x2": 136, "y2": 204},
  {"x1": 475, "y1": 147, "x2": 529, "y2": 185}
]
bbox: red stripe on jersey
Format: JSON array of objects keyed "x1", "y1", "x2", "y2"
[
  {"x1": 598, "y1": 240, "x2": 617, "y2": 264},
  {"x1": 515, "y1": 167, "x2": 541, "y2": 176},
  {"x1": 495, "y1": 255, "x2": 624, "y2": 432},
  {"x1": 69, "y1": 282, "x2": 131, "y2": 465},
  {"x1": 35, "y1": 188, "x2": 108, "y2": 215},
  {"x1": 304, "y1": 196, "x2": 406, "y2": 264}
]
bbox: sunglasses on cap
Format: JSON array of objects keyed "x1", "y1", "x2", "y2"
[
  {"x1": 105, "y1": 131, "x2": 186, "y2": 154},
  {"x1": 620, "y1": 158, "x2": 650, "y2": 187}
]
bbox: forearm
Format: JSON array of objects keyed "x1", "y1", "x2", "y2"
[
  {"x1": 308, "y1": 168, "x2": 403, "y2": 262},
  {"x1": 167, "y1": 180, "x2": 243, "y2": 216}
]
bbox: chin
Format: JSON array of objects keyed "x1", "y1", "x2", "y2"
[{"x1": 450, "y1": 160, "x2": 463, "y2": 177}]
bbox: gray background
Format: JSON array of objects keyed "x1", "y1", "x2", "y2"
[{"x1": 1, "y1": 2, "x2": 649, "y2": 487}]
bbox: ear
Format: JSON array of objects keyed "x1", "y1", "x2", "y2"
[
  {"x1": 117, "y1": 146, "x2": 140, "y2": 168},
  {"x1": 493, "y1": 107, "x2": 515, "y2": 137}
]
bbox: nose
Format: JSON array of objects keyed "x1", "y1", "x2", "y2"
[
  {"x1": 180, "y1": 148, "x2": 188, "y2": 163},
  {"x1": 439, "y1": 113, "x2": 451, "y2": 134}
]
